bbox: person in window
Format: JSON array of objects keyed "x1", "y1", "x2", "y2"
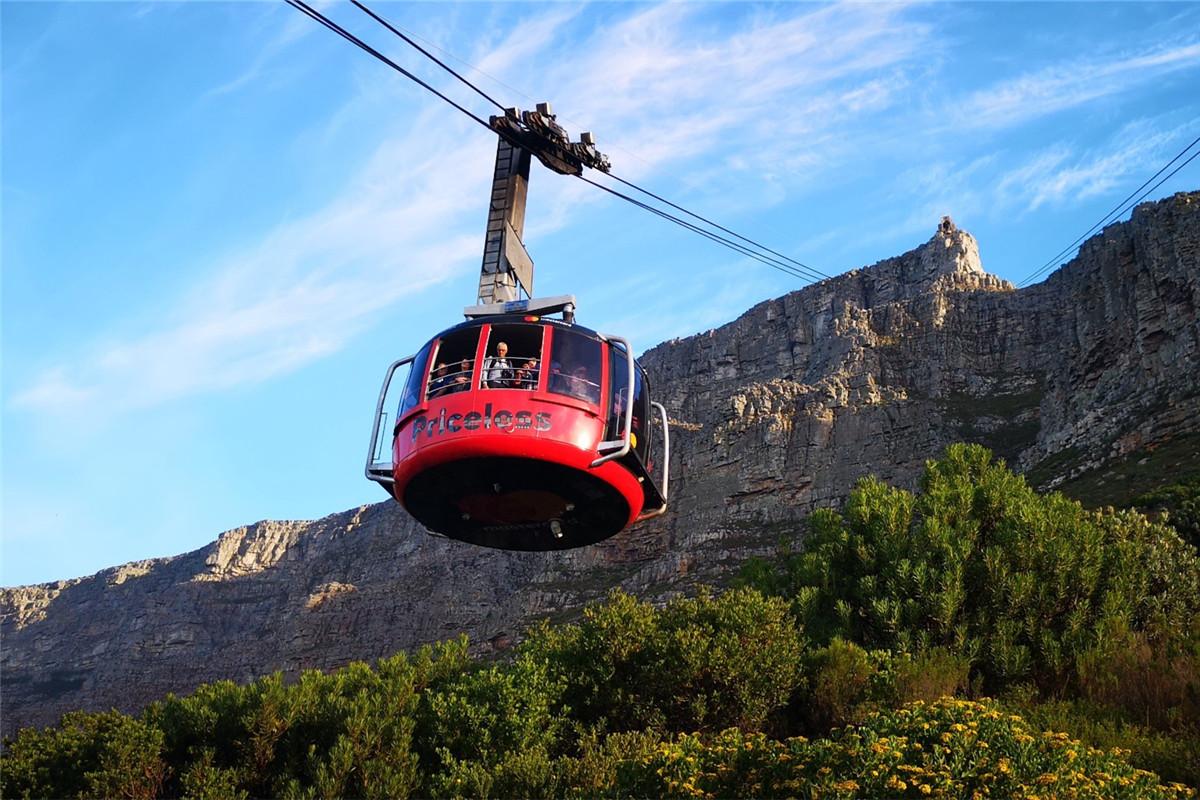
[
  {"x1": 516, "y1": 359, "x2": 539, "y2": 390},
  {"x1": 484, "y1": 342, "x2": 513, "y2": 388},
  {"x1": 446, "y1": 359, "x2": 471, "y2": 394},
  {"x1": 567, "y1": 366, "x2": 599, "y2": 403},
  {"x1": 428, "y1": 362, "x2": 451, "y2": 398},
  {"x1": 549, "y1": 361, "x2": 567, "y2": 394},
  {"x1": 608, "y1": 389, "x2": 626, "y2": 435}
]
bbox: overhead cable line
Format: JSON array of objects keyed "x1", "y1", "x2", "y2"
[
  {"x1": 1018, "y1": 133, "x2": 1200, "y2": 287},
  {"x1": 346, "y1": 1, "x2": 830, "y2": 281},
  {"x1": 346, "y1": 5, "x2": 654, "y2": 170},
  {"x1": 577, "y1": 174, "x2": 824, "y2": 281},
  {"x1": 347, "y1": 0, "x2": 507, "y2": 113},
  {"x1": 286, "y1": 0, "x2": 495, "y2": 129},
  {"x1": 289, "y1": 0, "x2": 827, "y2": 284},
  {"x1": 604, "y1": 173, "x2": 831, "y2": 279}
]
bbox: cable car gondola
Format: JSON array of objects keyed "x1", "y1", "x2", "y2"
[{"x1": 366, "y1": 297, "x2": 668, "y2": 550}]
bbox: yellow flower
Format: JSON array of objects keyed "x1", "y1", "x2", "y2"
[
  {"x1": 832, "y1": 780, "x2": 859, "y2": 792},
  {"x1": 887, "y1": 776, "x2": 908, "y2": 791},
  {"x1": 920, "y1": 785, "x2": 932, "y2": 795}
]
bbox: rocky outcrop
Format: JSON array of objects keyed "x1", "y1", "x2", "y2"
[{"x1": 3, "y1": 192, "x2": 1198, "y2": 737}]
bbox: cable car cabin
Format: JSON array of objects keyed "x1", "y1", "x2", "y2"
[{"x1": 365, "y1": 314, "x2": 669, "y2": 550}]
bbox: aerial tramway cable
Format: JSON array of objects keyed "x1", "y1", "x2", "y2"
[
  {"x1": 1018, "y1": 133, "x2": 1200, "y2": 287},
  {"x1": 347, "y1": 0, "x2": 508, "y2": 113},
  {"x1": 576, "y1": 175, "x2": 824, "y2": 282},
  {"x1": 288, "y1": 0, "x2": 828, "y2": 285},
  {"x1": 603, "y1": 173, "x2": 830, "y2": 279}
]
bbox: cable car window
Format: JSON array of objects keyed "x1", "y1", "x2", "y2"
[
  {"x1": 482, "y1": 324, "x2": 543, "y2": 390},
  {"x1": 605, "y1": 343, "x2": 630, "y2": 441},
  {"x1": 631, "y1": 365, "x2": 650, "y2": 460},
  {"x1": 398, "y1": 340, "x2": 433, "y2": 418},
  {"x1": 604, "y1": 346, "x2": 649, "y2": 458},
  {"x1": 427, "y1": 328, "x2": 479, "y2": 400},
  {"x1": 549, "y1": 329, "x2": 602, "y2": 404}
]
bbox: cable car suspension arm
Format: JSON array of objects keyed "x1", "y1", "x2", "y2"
[{"x1": 475, "y1": 103, "x2": 610, "y2": 308}]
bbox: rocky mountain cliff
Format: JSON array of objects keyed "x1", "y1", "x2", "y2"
[{"x1": 4, "y1": 192, "x2": 1197, "y2": 737}]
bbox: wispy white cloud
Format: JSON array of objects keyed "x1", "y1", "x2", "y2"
[
  {"x1": 13, "y1": 126, "x2": 494, "y2": 416},
  {"x1": 956, "y1": 41, "x2": 1200, "y2": 130},
  {"x1": 995, "y1": 121, "x2": 1186, "y2": 211},
  {"x1": 862, "y1": 117, "x2": 1195, "y2": 250}
]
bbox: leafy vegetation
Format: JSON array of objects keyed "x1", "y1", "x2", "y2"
[
  {"x1": 1132, "y1": 476, "x2": 1200, "y2": 549},
  {"x1": 3, "y1": 445, "x2": 1198, "y2": 798},
  {"x1": 738, "y1": 444, "x2": 1200, "y2": 700},
  {"x1": 1047, "y1": 432, "x2": 1200, "y2": 509}
]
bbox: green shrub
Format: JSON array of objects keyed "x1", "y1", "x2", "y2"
[
  {"x1": 142, "y1": 638, "x2": 469, "y2": 799},
  {"x1": 0, "y1": 710, "x2": 165, "y2": 800},
  {"x1": 523, "y1": 587, "x2": 805, "y2": 736},
  {"x1": 416, "y1": 651, "x2": 564, "y2": 793},
  {"x1": 792, "y1": 640, "x2": 969, "y2": 735},
  {"x1": 1133, "y1": 476, "x2": 1200, "y2": 549},
  {"x1": 551, "y1": 729, "x2": 665, "y2": 799},
  {"x1": 741, "y1": 444, "x2": 1200, "y2": 701}
]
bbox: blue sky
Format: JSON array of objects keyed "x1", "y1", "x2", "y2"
[{"x1": 3, "y1": 1, "x2": 1199, "y2": 587}]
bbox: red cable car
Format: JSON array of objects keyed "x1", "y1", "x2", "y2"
[{"x1": 365, "y1": 301, "x2": 669, "y2": 550}]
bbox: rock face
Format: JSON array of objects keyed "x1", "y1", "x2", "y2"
[{"x1": 4, "y1": 192, "x2": 1198, "y2": 737}]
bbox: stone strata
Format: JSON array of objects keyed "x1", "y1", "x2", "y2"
[{"x1": 3, "y1": 193, "x2": 1198, "y2": 737}]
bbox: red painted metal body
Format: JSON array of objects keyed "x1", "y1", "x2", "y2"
[
  {"x1": 392, "y1": 387, "x2": 644, "y2": 530},
  {"x1": 381, "y1": 317, "x2": 657, "y2": 550}
]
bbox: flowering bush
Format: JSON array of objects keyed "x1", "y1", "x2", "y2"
[{"x1": 613, "y1": 699, "x2": 1195, "y2": 799}]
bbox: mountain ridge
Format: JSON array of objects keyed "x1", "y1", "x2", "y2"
[{"x1": 3, "y1": 191, "x2": 1197, "y2": 737}]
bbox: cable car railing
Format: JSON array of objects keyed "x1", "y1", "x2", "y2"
[
  {"x1": 592, "y1": 334, "x2": 634, "y2": 466},
  {"x1": 365, "y1": 354, "x2": 415, "y2": 484},
  {"x1": 479, "y1": 353, "x2": 542, "y2": 390},
  {"x1": 427, "y1": 361, "x2": 474, "y2": 398},
  {"x1": 638, "y1": 401, "x2": 670, "y2": 521}
]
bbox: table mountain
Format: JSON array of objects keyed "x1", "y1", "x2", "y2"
[{"x1": 4, "y1": 191, "x2": 1197, "y2": 737}]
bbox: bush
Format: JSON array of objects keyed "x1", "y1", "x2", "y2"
[
  {"x1": 523, "y1": 587, "x2": 805, "y2": 736},
  {"x1": 1133, "y1": 477, "x2": 1200, "y2": 549},
  {"x1": 0, "y1": 710, "x2": 165, "y2": 800},
  {"x1": 610, "y1": 698, "x2": 1195, "y2": 799},
  {"x1": 740, "y1": 444, "x2": 1200, "y2": 699},
  {"x1": 1005, "y1": 692, "x2": 1200, "y2": 788},
  {"x1": 142, "y1": 638, "x2": 469, "y2": 799},
  {"x1": 416, "y1": 652, "x2": 564, "y2": 795},
  {"x1": 795, "y1": 640, "x2": 969, "y2": 735}
]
